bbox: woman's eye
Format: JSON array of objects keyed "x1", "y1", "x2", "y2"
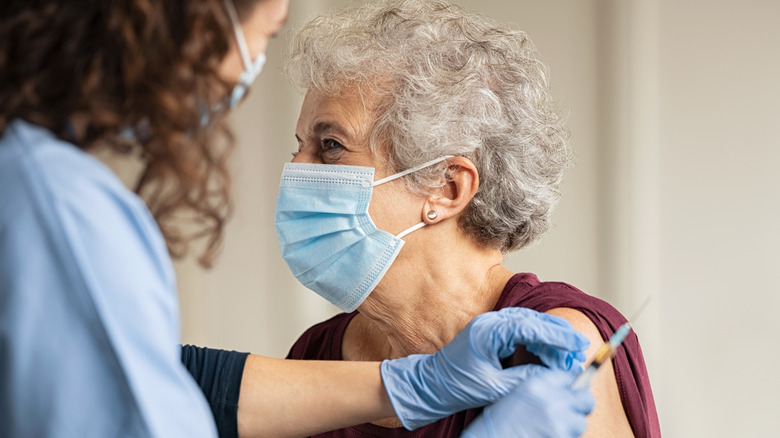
[{"x1": 323, "y1": 139, "x2": 344, "y2": 150}]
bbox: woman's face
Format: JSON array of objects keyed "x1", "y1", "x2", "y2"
[
  {"x1": 217, "y1": 0, "x2": 289, "y2": 85},
  {"x1": 292, "y1": 89, "x2": 427, "y2": 238}
]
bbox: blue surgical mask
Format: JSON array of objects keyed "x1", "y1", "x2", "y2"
[
  {"x1": 108, "y1": 1, "x2": 265, "y2": 137},
  {"x1": 210, "y1": 0, "x2": 266, "y2": 116},
  {"x1": 274, "y1": 156, "x2": 451, "y2": 312},
  {"x1": 199, "y1": 1, "x2": 266, "y2": 127}
]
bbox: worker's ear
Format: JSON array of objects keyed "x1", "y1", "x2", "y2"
[{"x1": 421, "y1": 157, "x2": 479, "y2": 224}]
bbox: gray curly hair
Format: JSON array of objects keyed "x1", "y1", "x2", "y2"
[{"x1": 284, "y1": 0, "x2": 572, "y2": 252}]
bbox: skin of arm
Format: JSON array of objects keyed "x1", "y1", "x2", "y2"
[
  {"x1": 236, "y1": 356, "x2": 396, "y2": 438},
  {"x1": 546, "y1": 308, "x2": 635, "y2": 437}
]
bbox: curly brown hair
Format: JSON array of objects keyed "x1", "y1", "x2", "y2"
[{"x1": 0, "y1": 0, "x2": 261, "y2": 267}]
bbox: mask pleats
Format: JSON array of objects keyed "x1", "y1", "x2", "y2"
[{"x1": 273, "y1": 159, "x2": 445, "y2": 312}]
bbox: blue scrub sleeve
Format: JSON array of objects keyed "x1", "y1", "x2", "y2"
[
  {"x1": 0, "y1": 120, "x2": 218, "y2": 436},
  {"x1": 181, "y1": 345, "x2": 250, "y2": 438}
]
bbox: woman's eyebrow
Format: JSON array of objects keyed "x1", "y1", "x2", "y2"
[{"x1": 312, "y1": 121, "x2": 353, "y2": 142}]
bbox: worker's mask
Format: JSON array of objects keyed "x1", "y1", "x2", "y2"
[
  {"x1": 201, "y1": 0, "x2": 266, "y2": 126},
  {"x1": 103, "y1": 3, "x2": 264, "y2": 141},
  {"x1": 220, "y1": 0, "x2": 266, "y2": 111},
  {"x1": 274, "y1": 157, "x2": 450, "y2": 312}
]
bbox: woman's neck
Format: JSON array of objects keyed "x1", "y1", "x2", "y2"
[{"x1": 346, "y1": 243, "x2": 514, "y2": 360}]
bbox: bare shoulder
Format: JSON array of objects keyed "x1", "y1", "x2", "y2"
[{"x1": 546, "y1": 307, "x2": 635, "y2": 438}]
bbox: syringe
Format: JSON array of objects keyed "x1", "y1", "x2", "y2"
[
  {"x1": 570, "y1": 296, "x2": 651, "y2": 390},
  {"x1": 570, "y1": 322, "x2": 632, "y2": 390}
]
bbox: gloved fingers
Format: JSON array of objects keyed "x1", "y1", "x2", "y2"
[
  {"x1": 460, "y1": 368, "x2": 594, "y2": 438},
  {"x1": 561, "y1": 411, "x2": 590, "y2": 438},
  {"x1": 569, "y1": 386, "x2": 596, "y2": 414},
  {"x1": 493, "y1": 363, "x2": 549, "y2": 389},
  {"x1": 458, "y1": 410, "x2": 495, "y2": 438},
  {"x1": 485, "y1": 310, "x2": 590, "y2": 360},
  {"x1": 558, "y1": 394, "x2": 592, "y2": 438},
  {"x1": 533, "y1": 309, "x2": 578, "y2": 328},
  {"x1": 545, "y1": 373, "x2": 594, "y2": 437},
  {"x1": 552, "y1": 371, "x2": 596, "y2": 414},
  {"x1": 526, "y1": 343, "x2": 587, "y2": 371},
  {"x1": 490, "y1": 307, "x2": 573, "y2": 329}
]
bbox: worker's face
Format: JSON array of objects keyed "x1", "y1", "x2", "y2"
[{"x1": 217, "y1": 0, "x2": 289, "y2": 91}]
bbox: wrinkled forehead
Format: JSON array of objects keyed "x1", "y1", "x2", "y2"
[{"x1": 297, "y1": 85, "x2": 393, "y2": 148}]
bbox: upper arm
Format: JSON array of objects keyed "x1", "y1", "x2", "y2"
[{"x1": 546, "y1": 307, "x2": 635, "y2": 438}]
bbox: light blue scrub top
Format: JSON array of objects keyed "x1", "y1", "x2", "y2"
[{"x1": 0, "y1": 120, "x2": 218, "y2": 437}]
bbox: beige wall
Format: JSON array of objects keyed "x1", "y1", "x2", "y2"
[
  {"x1": 656, "y1": 1, "x2": 780, "y2": 435},
  {"x1": 173, "y1": 0, "x2": 780, "y2": 435}
]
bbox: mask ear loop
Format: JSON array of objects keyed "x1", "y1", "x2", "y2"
[
  {"x1": 223, "y1": 0, "x2": 266, "y2": 109},
  {"x1": 374, "y1": 155, "x2": 454, "y2": 240},
  {"x1": 395, "y1": 222, "x2": 427, "y2": 239},
  {"x1": 224, "y1": 0, "x2": 254, "y2": 70},
  {"x1": 371, "y1": 155, "x2": 454, "y2": 187}
]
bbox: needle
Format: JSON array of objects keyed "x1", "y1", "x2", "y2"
[
  {"x1": 570, "y1": 296, "x2": 652, "y2": 389},
  {"x1": 627, "y1": 295, "x2": 653, "y2": 325}
]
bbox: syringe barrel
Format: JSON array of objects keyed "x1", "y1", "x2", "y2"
[{"x1": 571, "y1": 365, "x2": 598, "y2": 390}]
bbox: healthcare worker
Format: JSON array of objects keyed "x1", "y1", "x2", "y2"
[{"x1": 0, "y1": 1, "x2": 593, "y2": 437}]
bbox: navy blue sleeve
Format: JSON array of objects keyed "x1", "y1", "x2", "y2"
[{"x1": 181, "y1": 345, "x2": 250, "y2": 438}]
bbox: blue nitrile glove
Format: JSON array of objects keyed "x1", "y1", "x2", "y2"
[
  {"x1": 460, "y1": 366, "x2": 595, "y2": 438},
  {"x1": 380, "y1": 307, "x2": 589, "y2": 430}
]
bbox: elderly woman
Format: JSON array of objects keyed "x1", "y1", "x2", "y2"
[{"x1": 277, "y1": 1, "x2": 661, "y2": 437}]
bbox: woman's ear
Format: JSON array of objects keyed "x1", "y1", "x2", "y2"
[{"x1": 421, "y1": 157, "x2": 479, "y2": 224}]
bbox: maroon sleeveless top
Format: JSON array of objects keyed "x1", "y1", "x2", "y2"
[{"x1": 287, "y1": 273, "x2": 661, "y2": 437}]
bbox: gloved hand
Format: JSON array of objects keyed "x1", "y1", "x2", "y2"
[
  {"x1": 380, "y1": 307, "x2": 589, "y2": 430},
  {"x1": 460, "y1": 366, "x2": 595, "y2": 438}
]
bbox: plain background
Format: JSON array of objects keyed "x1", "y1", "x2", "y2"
[{"x1": 171, "y1": 0, "x2": 779, "y2": 436}]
